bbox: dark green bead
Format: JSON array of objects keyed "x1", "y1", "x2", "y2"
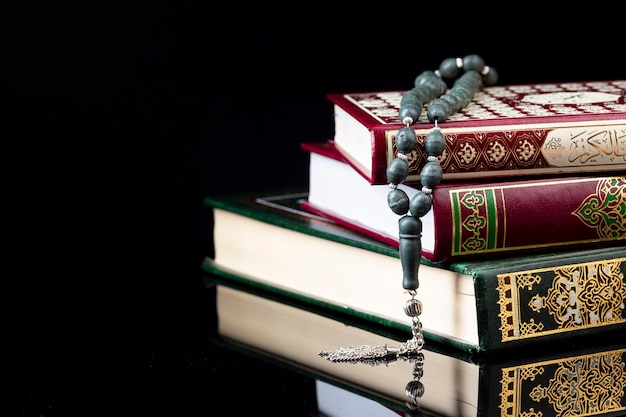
[
  {"x1": 399, "y1": 96, "x2": 423, "y2": 118},
  {"x1": 455, "y1": 72, "x2": 481, "y2": 90},
  {"x1": 386, "y1": 157, "x2": 409, "y2": 185},
  {"x1": 399, "y1": 104, "x2": 421, "y2": 125},
  {"x1": 450, "y1": 86, "x2": 473, "y2": 108},
  {"x1": 460, "y1": 69, "x2": 482, "y2": 83},
  {"x1": 409, "y1": 192, "x2": 432, "y2": 218},
  {"x1": 483, "y1": 67, "x2": 499, "y2": 86},
  {"x1": 410, "y1": 86, "x2": 432, "y2": 102},
  {"x1": 398, "y1": 215, "x2": 422, "y2": 290},
  {"x1": 387, "y1": 188, "x2": 409, "y2": 215},
  {"x1": 400, "y1": 90, "x2": 423, "y2": 106},
  {"x1": 399, "y1": 214, "x2": 422, "y2": 235},
  {"x1": 440, "y1": 93, "x2": 462, "y2": 113},
  {"x1": 426, "y1": 77, "x2": 448, "y2": 97},
  {"x1": 424, "y1": 129, "x2": 445, "y2": 156},
  {"x1": 463, "y1": 54, "x2": 485, "y2": 73},
  {"x1": 438, "y1": 57, "x2": 461, "y2": 79},
  {"x1": 426, "y1": 102, "x2": 450, "y2": 123},
  {"x1": 395, "y1": 127, "x2": 417, "y2": 153},
  {"x1": 454, "y1": 78, "x2": 479, "y2": 92},
  {"x1": 414, "y1": 70, "x2": 438, "y2": 87},
  {"x1": 420, "y1": 161, "x2": 443, "y2": 189}
]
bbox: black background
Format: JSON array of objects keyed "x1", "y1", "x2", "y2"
[{"x1": 2, "y1": 2, "x2": 624, "y2": 416}]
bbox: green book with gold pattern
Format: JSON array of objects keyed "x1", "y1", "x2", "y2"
[{"x1": 204, "y1": 188, "x2": 626, "y2": 356}]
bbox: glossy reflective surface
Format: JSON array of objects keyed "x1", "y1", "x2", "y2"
[{"x1": 10, "y1": 246, "x2": 317, "y2": 416}]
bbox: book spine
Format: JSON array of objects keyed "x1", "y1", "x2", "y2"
[
  {"x1": 471, "y1": 250, "x2": 626, "y2": 352},
  {"x1": 332, "y1": 129, "x2": 389, "y2": 185},
  {"x1": 371, "y1": 128, "x2": 390, "y2": 185},
  {"x1": 431, "y1": 175, "x2": 626, "y2": 262}
]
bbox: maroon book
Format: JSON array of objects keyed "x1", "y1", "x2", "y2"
[
  {"x1": 327, "y1": 80, "x2": 626, "y2": 185},
  {"x1": 302, "y1": 141, "x2": 626, "y2": 263}
]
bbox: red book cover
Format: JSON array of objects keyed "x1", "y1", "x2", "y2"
[
  {"x1": 328, "y1": 80, "x2": 626, "y2": 184},
  {"x1": 302, "y1": 141, "x2": 626, "y2": 263}
]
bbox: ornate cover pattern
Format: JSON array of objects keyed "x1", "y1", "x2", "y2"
[
  {"x1": 496, "y1": 256, "x2": 626, "y2": 345},
  {"x1": 499, "y1": 347, "x2": 626, "y2": 416},
  {"x1": 444, "y1": 176, "x2": 626, "y2": 259},
  {"x1": 329, "y1": 80, "x2": 626, "y2": 184}
]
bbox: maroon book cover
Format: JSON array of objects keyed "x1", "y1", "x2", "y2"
[
  {"x1": 432, "y1": 175, "x2": 626, "y2": 262},
  {"x1": 302, "y1": 141, "x2": 626, "y2": 263},
  {"x1": 328, "y1": 80, "x2": 626, "y2": 184}
]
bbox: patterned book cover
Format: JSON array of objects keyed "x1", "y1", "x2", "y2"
[{"x1": 328, "y1": 80, "x2": 626, "y2": 184}]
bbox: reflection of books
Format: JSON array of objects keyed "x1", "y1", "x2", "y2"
[
  {"x1": 204, "y1": 187, "x2": 626, "y2": 355},
  {"x1": 208, "y1": 278, "x2": 626, "y2": 417},
  {"x1": 302, "y1": 140, "x2": 626, "y2": 262},
  {"x1": 327, "y1": 81, "x2": 626, "y2": 185},
  {"x1": 314, "y1": 380, "x2": 402, "y2": 417}
]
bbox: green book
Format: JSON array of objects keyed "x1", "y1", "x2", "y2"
[
  {"x1": 203, "y1": 188, "x2": 626, "y2": 356},
  {"x1": 207, "y1": 278, "x2": 626, "y2": 417}
]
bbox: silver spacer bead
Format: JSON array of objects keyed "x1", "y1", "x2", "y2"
[
  {"x1": 427, "y1": 156, "x2": 438, "y2": 162},
  {"x1": 402, "y1": 116, "x2": 414, "y2": 125},
  {"x1": 403, "y1": 298, "x2": 423, "y2": 317},
  {"x1": 456, "y1": 57, "x2": 463, "y2": 68},
  {"x1": 421, "y1": 186, "x2": 432, "y2": 195}
]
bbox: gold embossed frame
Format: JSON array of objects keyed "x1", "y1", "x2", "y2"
[
  {"x1": 497, "y1": 257, "x2": 626, "y2": 343},
  {"x1": 499, "y1": 347, "x2": 626, "y2": 416}
]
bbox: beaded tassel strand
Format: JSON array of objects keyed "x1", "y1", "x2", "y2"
[
  {"x1": 320, "y1": 57, "x2": 497, "y2": 413},
  {"x1": 387, "y1": 54, "x2": 498, "y2": 353}
]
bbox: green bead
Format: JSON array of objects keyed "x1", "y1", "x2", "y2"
[
  {"x1": 440, "y1": 93, "x2": 462, "y2": 113},
  {"x1": 398, "y1": 215, "x2": 422, "y2": 290},
  {"x1": 399, "y1": 104, "x2": 421, "y2": 125},
  {"x1": 426, "y1": 77, "x2": 448, "y2": 97},
  {"x1": 410, "y1": 86, "x2": 432, "y2": 102},
  {"x1": 483, "y1": 67, "x2": 499, "y2": 86},
  {"x1": 414, "y1": 70, "x2": 438, "y2": 87},
  {"x1": 409, "y1": 192, "x2": 432, "y2": 218},
  {"x1": 424, "y1": 129, "x2": 445, "y2": 156},
  {"x1": 450, "y1": 86, "x2": 473, "y2": 108},
  {"x1": 463, "y1": 54, "x2": 485, "y2": 73},
  {"x1": 426, "y1": 101, "x2": 450, "y2": 123},
  {"x1": 396, "y1": 127, "x2": 417, "y2": 153},
  {"x1": 386, "y1": 157, "x2": 409, "y2": 185},
  {"x1": 387, "y1": 188, "x2": 409, "y2": 215},
  {"x1": 401, "y1": 89, "x2": 423, "y2": 106},
  {"x1": 420, "y1": 161, "x2": 443, "y2": 189},
  {"x1": 438, "y1": 57, "x2": 461, "y2": 79}
]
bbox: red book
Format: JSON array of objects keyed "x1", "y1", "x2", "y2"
[
  {"x1": 327, "y1": 80, "x2": 626, "y2": 185},
  {"x1": 301, "y1": 141, "x2": 626, "y2": 263}
]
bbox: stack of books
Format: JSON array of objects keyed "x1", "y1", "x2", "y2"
[{"x1": 203, "y1": 79, "x2": 626, "y2": 416}]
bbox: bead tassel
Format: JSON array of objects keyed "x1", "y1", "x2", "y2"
[{"x1": 321, "y1": 54, "x2": 497, "y2": 410}]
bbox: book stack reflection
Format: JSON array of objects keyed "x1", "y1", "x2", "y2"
[{"x1": 206, "y1": 278, "x2": 626, "y2": 417}]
